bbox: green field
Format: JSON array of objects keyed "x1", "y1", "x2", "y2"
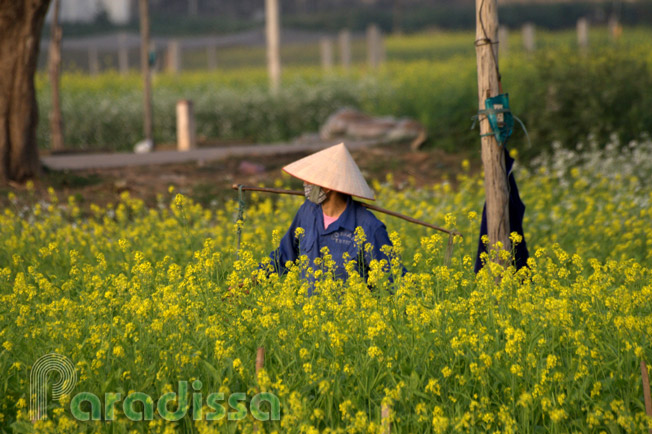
[{"x1": 36, "y1": 27, "x2": 652, "y2": 158}]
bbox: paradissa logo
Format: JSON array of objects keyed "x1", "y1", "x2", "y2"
[
  {"x1": 31, "y1": 354, "x2": 280, "y2": 422},
  {"x1": 71, "y1": 380, "x2": 280, "y2": 422}
]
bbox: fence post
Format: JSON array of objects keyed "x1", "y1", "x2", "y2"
[
  {"x1": 176, "y1": 100, "x2": 196, "y2": 151},
  {"x1": 381, "y1": 403, "x2": 390, "y2": 434},
  {"x1": 166, "y1": 39, "x2": 181, "y2": 74},
  {"x1": 339, "y1": 29, "x2": 351, "y2": 71},
  {"x1": 265, "y1": 0, "x2": 281, "y2": 95},
  {"x1": 498, "y1": 26, "x2": 509, "y2": 57},
  {"x1": 608, "y1": 14, "x2": 622, "y2": 41},
  {"x1": 522, "y1": 23, "x2": 535, "y2": 53},
  {"x1": 320, "y1": 37, "x2": 333, "y2": 72},
  {"x1": 367, "y1": 24, "x2": 381, "y2": 70},
  {"x1": 577, "y1": 18, "x2": 589, "y2": 54},
  {"x1": 118, "y1": 32, "x2": 129, "y2": 74}
]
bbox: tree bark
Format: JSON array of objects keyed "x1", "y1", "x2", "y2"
[
  {"x1": 0, "y1": 0, "x2": 51, "y2": 182},
  {"x1": 48, "y1": 0, "x2": 64, "y2": 152}
]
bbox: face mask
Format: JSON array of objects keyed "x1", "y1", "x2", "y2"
[{"x1": 304, "y1": 182, "x2": 327, "y2": 204}]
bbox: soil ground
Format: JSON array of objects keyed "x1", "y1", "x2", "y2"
[{"x1": 2, "y1": 142, "x2": 479, "y2": 209}]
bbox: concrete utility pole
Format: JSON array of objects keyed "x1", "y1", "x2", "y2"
[
  {"x1": 48, "y1": 0, "x2": 64, "y2": 152},
  {"x1": 339, "y1": 29, "x2": 351, "y2": 71},
  {"x1": 118, "y1": 33, "x2": 129, "y2": 74},
  {"x1": 266, "y1": 0, "x2": 281, "y2": 95},
  {"x1": 320, "y1": 37, "x2": 333, "y2": 72},
  {"x1": 139, "y1": 0, "x2": 153, "y2": 144},
  {"x1": 474, "y1": 0, "x2": 511, "y2": 257},
  {"x1": 577, "y1": 17, "x2": 589, "y2": 54}
]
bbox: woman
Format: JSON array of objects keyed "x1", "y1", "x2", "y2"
[{"x1": 264, "y1": 143, "x2": 401, "y2": 284}]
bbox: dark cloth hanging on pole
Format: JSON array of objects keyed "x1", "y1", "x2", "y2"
[{"x1": 474, "y1": 146, "x2": 529, "y2": 273}]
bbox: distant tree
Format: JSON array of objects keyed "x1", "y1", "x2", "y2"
[{"x1": 0, "y1": 0, "x2": 51, "y2": 182}]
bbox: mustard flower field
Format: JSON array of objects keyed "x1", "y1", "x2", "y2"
[{"x1": 2, "y1": 139, "x2": 652, "y2": 433}]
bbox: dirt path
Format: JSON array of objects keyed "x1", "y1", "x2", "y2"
[
  {"x1": 7, "y1": 142, "x2": 478, "y2": 209},
  {"x1": 40, "y1": 139, "x2": 379, "y2": 171}
]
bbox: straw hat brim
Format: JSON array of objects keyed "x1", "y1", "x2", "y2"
[{"x1": 282, "y1": 143, "x2": 376, "y2": 201}]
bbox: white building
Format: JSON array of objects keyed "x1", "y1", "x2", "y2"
[{"x1": 48, "y1": 0, "x2": 133, "y2": 25}]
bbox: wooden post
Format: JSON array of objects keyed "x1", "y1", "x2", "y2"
[
  {"x1": 48, "y1": 0, "x2": 64, "y2": 152},
  {"x1": 265, "y1": 0, "x2": 281, "y2": 95},
  {"x1": 498, "y1": 26, "x2": 509, "y2": 57},
  {"x1": 139, "y1": 0, "x2": 153, "y2": 144},
  {"x1": 608, "y1": 14, "x2": 622, "y2": 41},
  {"x1": 118, "y1": 32, "x2": 129, "y2": 74},
  {"x1": 366, "y1": 24, "x2": 380, "y2": 69},
  {"x1": 339, "y1": 29, "x2": 351, "y2": 71},
  {"x1": 381, "y1": 403, "x2": 391, "y2": 434},
  {"x1": 207, "y1": 44, "x2": 217, "y2": 70},
  {"x1": 320, "y1": 37, "x2": 333, "y2": 72},
  {"x1": 88, "y1": 45, "x2": 100, "y2": 75},
  {"x1": 642, "y1": 361, "x2": 652, "y2": 434},
  {"x1": 166, "y1": 39, "x2": 181, "y2": 74},
  {"x1": 256, "y1": 347, "x2": 265, "y2": 374},
  {"x1": 176, "y1": 100, "x2": 196, "y2": 151},
  {"x1": 577, "y1": 18, "x2": 589, "y2": 54},
  {"x1": 522, "y1": 22, "x2": 535, "y2": 53},
  {"x1": 474, "y1": 0, "x2": 511, "y2": 258}
]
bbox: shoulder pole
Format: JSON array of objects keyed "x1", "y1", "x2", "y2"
[{"x1": 231, "y1": 184, "x2": 461, "y2": 238}]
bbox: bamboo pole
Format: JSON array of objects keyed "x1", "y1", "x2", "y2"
[
  {"x1": 474, "y1": 0, "x2": 511, "y2": 258},
  {"x1": 139, "y1": 0, "x2": 153, "y2": 144},
  {"x1": 230, "y1": 184, "x2": 461, "y2": 237}
]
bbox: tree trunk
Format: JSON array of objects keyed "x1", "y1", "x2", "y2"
[
  {"x1": 0, "y1": 0, "x2": 51, "y2": 182},
  {"x1": 48, "y1": 0, "x2": 64, "y2": 152}
]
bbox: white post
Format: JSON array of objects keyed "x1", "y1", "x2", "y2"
[
  {"x1": 176, "y1": 100, "x2": 196, "y2": 151},
  {"x1": 166, "y1": 39, "x2": 181, "y2": 74},
  {"x1": 266, "y1": 0, "x2": 281, "y2": 95},
  {"x1": 118, "y1": 32, "x2": 129, "y2": 74},
  {"x1": 522, "y1": 23, "x2": 535, "y2": 53},
  {"x1": 339, "y1": 29, "x2": 351, "y2": 71},
  {"x1": 320, "y1": 37, "x2": 333, "y2": 72},
  {"x1": 577, "y1": 18, "x2": 589, "y2": 53},
  {"x1": 498, "y1": 26, "x2": 509, "y2": 57},
  {"x1": 367, "y1": 24, "x2": 380, "y2": 70}
]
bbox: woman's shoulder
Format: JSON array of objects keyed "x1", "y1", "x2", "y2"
[
  {"x1": 352, "y1": 200, "x2": 386, "y2": 231},
  {"x1": 295, "y1": 199, "x2": 319, "y2": 221}
]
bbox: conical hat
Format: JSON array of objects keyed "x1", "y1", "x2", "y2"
[{"x1": 282, "y1": 143, "x2": 375, "y2": 201}]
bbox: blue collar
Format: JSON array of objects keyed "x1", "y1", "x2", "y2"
[{"x1": 310, "y1": 195, "x2": 356, "y2": 235}]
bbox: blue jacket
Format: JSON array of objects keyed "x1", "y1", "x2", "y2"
[{"x1": 266, "y1": 196, "x2": 399, "y2": 282}]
